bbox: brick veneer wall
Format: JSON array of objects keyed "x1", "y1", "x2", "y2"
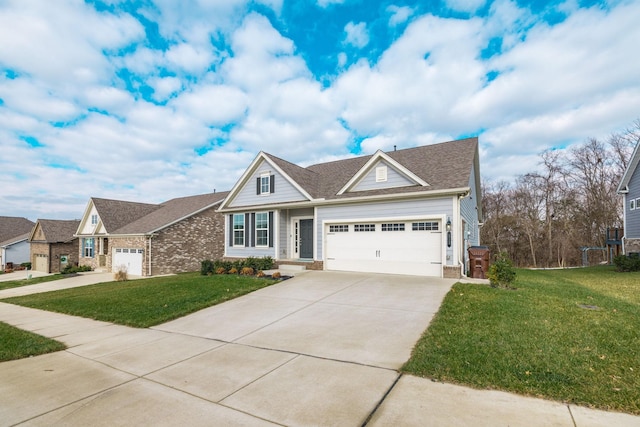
[
  {"x1": 31, "y1": 241, "x2": 79, "y2": 273},
  {"x1": 109, "y1": 236, "x2": 147, "y2": 274},
  {"x1": 150, "y1": 207, "x2": 225, "y2": 276},
  {"x1": 624, "y1": 238, "x2": 640, "y2": 254},
  {"x1": 443, "y1": 265, "x2": 462, "y2": 279}
]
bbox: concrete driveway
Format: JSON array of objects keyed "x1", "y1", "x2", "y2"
[{"x1": 1, "y1": 271, "x2": 639, "y2": 426}]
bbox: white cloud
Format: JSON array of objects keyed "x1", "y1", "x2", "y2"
[
  {"x1": 387, "y1": 5, "x2": 414, "y2": 27},
  {"x1": 165, "y1": 43, "x2": 215, "y2": 74},
  {"x1": 0, "y1": 77, "x2": 79, "y2": 123},
  {"x1": 171, "y1": 84, "x2": 248, "y2": 125},
  {"x1": 343, "y1": 22, "x2": 370, "y2": 48},
  {"x1": 445, "y1": 0, "x2": 486, "y2": 14},
  {"x1": 148, "y1": 77, "x2": 183, "y2": 102},
  {"x1": 0, "y1": 0, "x2": 143, "y2": 83}
]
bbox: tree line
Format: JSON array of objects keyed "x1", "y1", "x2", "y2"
[{"x1": 480, "y1": 120, "x2": 640, "y2": 268}]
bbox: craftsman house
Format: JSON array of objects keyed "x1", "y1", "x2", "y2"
[
  {"x1": 29, "y1": 219, "x2": 81, "y2": 273},
  {"x1": 75, "y1": 191, "x2": 228, "y2": 276},
  {"x1": 218, "y1": 137, "x2": 482, "y2": 278},
  {"x1": 617, "y1": 141, "x2": 640, "y2": 254}
]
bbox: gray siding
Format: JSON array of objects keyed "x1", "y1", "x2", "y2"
[
  {"x1": 626, "y1": 166, "x2": 640, "y2": 238},
  {"x1": 351, "y1": 160, "x2": 415, "y2": 192},
  {"x1": 316, "y1": 198, "x2": 454, "y2": 262},
  {"x1": 460, "y1": 165, "x2": 480, "y2": 246},
  {"x1": 228, "y1": 159, "x2": 308, "y2": 207},
  {"x1": 5, "y1": 240, "x2": 31, "y2": 265}
]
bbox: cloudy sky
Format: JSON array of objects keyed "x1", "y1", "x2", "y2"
[{"x1": 1, "y1": 0, "x2": 639, "y2": 221}]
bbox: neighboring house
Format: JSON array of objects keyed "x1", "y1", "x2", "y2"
[
  {"x1": 218, "y1": 137, "x2": 483, "y2": 278},
  {"x1": 75, "y1": 192, "x2": 229, "y2": 276},
  {"x1": 29, "y1": 219, "x2": 81, "y2": 273},
  {"x1": 0, "y1": 216, "x2": 36, "y2": 270},
  {"x1": 617, "y1": 141, "x2": 640, "y2": 254}
]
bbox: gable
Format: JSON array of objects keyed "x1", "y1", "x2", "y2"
[
  {"x1": 225, "y1": 158, "x2": 310, "y2": 208},
  {"x1": 78, "y1": 203, "x2": 106, "y2": 235},
  {"x1": 29, "y1": 222, "x2": 46, "y2": 242},
  {"x1": 337, "y1": 150, "x2": 428, "y2": 196},
  {"x1": 350, "y1": 160, "x2": 418, "y2": 192}
]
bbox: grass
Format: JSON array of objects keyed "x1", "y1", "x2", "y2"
[
  {"x1": 0, "y1": 322, "x2": 66, "y2": 362},
  {"x1": 402, "y1": 266, "x2": 640, "y2": 415},
  {"x1": 4, "y1": 272, "x2": 278, "y2": 328},
  {"x1": 0, "y1": 274, "x2": 68, "y2": 291}
]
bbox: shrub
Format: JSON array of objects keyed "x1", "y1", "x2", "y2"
[
  {"x1": 271, "y1": 271, "x2": 281, "y2": 279},
  {"x1": 244, "y1": 256, "x2": 274, "y2": 271},
  {"x1": 21, "y1": 262, "x2": 32, "y2": 269},
  {"x1": 201, "y1": 260, "x2": 214, "y2": 276},
  {"x1": 256, "y1": 270, "x2": 265, "y2": 278},
  {"x1": 613, "y1": 253, "x2": 640, "y2": 272},
  {"x1": 214, "y1": 267, "x2": 225, "y2": 274},
  {"x1": 114, "y1": 265, "x2": 128, "y2": 281},
  {"x1": 487, "y1": 251, "x2": 517, "y2": 288},
  {"x1": 228, "y1": 267, "x2": 238, "y2": 275},
  {"x1": 62, "y1": 265, "x2": 92, "y2": 274},
  {"x1": 240, "y1": 266, "x2": 254, "y2": 276}
]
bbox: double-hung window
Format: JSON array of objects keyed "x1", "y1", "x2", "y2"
[
  {"x1": 255, "y1": 212, "x2": 269, "y2": 247},
  {"x1": 83, "y1": 238, "x2": 95, "y2": 258},
  {"x1": 260, "y1": 175, "x2": 270, "y2": 194},
  {"x1": 91, "y1": 214, "x2": 98, "y2": 225},
  {"x1": 233, "y1": 214, "x2": 245, "y2": 246}
]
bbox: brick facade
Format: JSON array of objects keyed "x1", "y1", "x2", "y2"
[
  {"x1": 31, "y1": 240, "x2": 79, "y2": 273},
  {"x1": 150, "y1": 207, "x2": 225, "y2": 276},
  {"x1": 79, "y1": 207, "x2": 226, "y2": 277},
  {"x1": 443, "y1": 265, "x2": 462, "y2": 279}
]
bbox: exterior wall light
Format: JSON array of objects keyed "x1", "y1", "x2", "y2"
[{"x1": 446, "y1": 218, "x2": 452, "y2": 247}]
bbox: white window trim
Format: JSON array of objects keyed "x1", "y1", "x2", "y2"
[
  {"x1": 632, "y1": 199, "x2": 636, "y2": 211},
  {"x1": 260, "y1": 174, "x2": 270, "y2": 195},
  {"x1": 255, "y1": 212, "x2": 269, "y2": 247},
  {"x1": 233, "y1": 214, "x2": 245, "y2": 247}
]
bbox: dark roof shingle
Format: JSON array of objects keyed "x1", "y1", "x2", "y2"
[
  {"x1": 0, "y1": 216, "x2": 35, "y2": 245},
  {"x1": 113, "y1": 191, "x2": 229, "y2": 234},
  {"x1": 35, "y1": 219, "x2": 81, "y2": 243}
]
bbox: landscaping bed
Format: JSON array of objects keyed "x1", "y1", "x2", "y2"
[{"x1": 402, "y1": 266, "x2": 640, "y2": 415}]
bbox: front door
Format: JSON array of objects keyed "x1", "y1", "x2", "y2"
[{"x1": 300, "y1": 219, "x2": 314, "y2": 259}]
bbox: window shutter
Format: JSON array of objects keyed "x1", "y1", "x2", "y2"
[
  {"x1": 244, "y1": 213, "x2": 253, "y2": 246},
  {"x1": 270, "y1": 175, "x2": 275, "y2": 193},
  {"x1": 249, "y1": 213, "x2": 255, "y2": 247},
  {"x1": 256, "y1": 177, "x2": 261, "y2": 194},
  {"x1": 90, "y1": 238, "x2": 95, "y2": 258},
  {"x1": 228, "y1": 215, "x2": 233, "y2": 246},
  {"x1": 268, "y1": 211, "x2": 274, "y2": 248}
]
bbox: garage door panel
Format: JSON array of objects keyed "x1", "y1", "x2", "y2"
[
  {"x1": 113, "y1": 249, "x2": 143, "y2": 276},
  {"x1": 325, "y1": 221, "x2": 443, "y2": 277}
]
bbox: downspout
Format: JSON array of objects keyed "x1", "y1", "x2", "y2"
[{"x1": 148, "y1": 234, "x2": 153, "y2": 276}]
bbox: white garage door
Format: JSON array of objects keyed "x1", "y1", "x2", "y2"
[
  {"x1": 325, "y1": 220, "x2": 443, "y2": 277},
  {"x1": 113, "y1": 248, "x2": 143, "y2": 276}
]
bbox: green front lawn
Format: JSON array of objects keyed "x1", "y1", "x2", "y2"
[
  {"x1": 5, "y1": 272, "x2": 278, "y2": 328},
  {"x1": 403, "y1": 266, "x2": 640, "y2": 415},
  {"x1": 0, "y1": 322, "x2": 66, "y2": 362},
  {"x1": 0, "y1": 274, "x2": 68, "y2": 291}
]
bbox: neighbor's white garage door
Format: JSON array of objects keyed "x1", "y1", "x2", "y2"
[
  {"x1": 325, "y1": 220, "x2": 442, "y2": 277},
  {"x1": 113, "y1": 248, "x2": 143, "y2": 276}
]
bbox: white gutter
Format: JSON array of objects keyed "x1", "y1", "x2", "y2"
[{"x1": 218, "y1": 187, "x2": 472, "y2": 213}]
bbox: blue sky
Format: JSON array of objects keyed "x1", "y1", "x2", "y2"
[{"x1": 1, "y1": 0, "x2": 639, "y2": 220}]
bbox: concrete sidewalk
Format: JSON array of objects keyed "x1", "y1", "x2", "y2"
[
  {"x1": 0, "y1": 272, "x2": 128, "y2": 299},
  {"x1": 0, "y1": 271, "x2": 639, "y2": 426}
]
